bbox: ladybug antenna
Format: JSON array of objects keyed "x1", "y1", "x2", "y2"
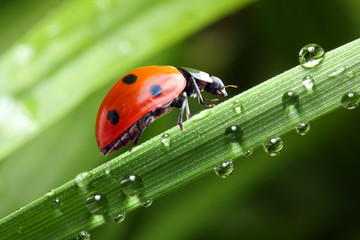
[{"x1": 225, "y1": 85, "x2": 238, "y2": 89}]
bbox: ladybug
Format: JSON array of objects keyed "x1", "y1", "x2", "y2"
[{"x1": 96, "y1": 66, "x2": 234, "y2": 155}]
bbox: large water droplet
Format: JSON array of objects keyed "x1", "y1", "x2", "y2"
[
  {"x1": 233, "y1": 100, "x2": 243, "y2": 114},
  {"x1": 213, "y1": 161, "x2": 234, "y2": 178},
  {"x1": 86, "y1": 193, "x2": 109, "y2": 215},
  {"x1": 121, "y1": 174, "x2": 144, "y2": 196},
  {"x1": 142, "y1": 199, "x2": 153, "y2": 208},
  {"x1": 224, "y1": 125, "x2": 243, "y2": 143},
  {"x1": 76, "y1": 231, "x2": 91, "y2": 240},
  {"x1": 341, "y1": 92, "x2": 360, "y2": 109},
  {"x1": 282, "y1": 91, "x2": 299, "y2": 107},
  {"x1": 114, "y1": 213, "x2": 126, "y2": 223},
  {"x1": 299, "y1": 43, "x2": 325, "y2": 68},
  {"x1": 161, "y1": 133, "x2": 171, "y2": 149},
  {"x1": 263, "y1": 137, "x2": 283, "y2": 156},
  {"x1": 302, "y1": 75, "x2": 315, "y2": 90},
  {"x1": 295, "y1": 122, "x2": 310, "y2": 135},
  {"x1": 328, "y1": 66, "x2": 345, "y2": 77}
]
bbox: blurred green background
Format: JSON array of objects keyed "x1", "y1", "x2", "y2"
[{"x1": 1, "y1": 0, "x2": 360, "y2": 239}]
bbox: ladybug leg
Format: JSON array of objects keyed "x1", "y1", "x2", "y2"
[
  {"x1": 129, "y1": 114, "x2": 155, "y2": 152},
  {"x1": 185, "y1": 97, "x2": 191, "y2": 120},
  {"x1": 177, "y1": 93, "x2": 189, "y2": 131},
  {"x1": 189, "y1": 76, "x2": 215, "y2": 107}
]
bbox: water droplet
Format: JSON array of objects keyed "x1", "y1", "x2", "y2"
[
  {"x1": 328, "y1": 66, "x2": 345, "y2": 77},
  {"x1": 18, "y1": 226, "x2": 22, "y2": 234},
  {"x1": 244, "y1": 149, "x2": 253, "y2": 157},
  {"x1": 299, "y1": 43, "x2": 325, "y2": 68},
  {"x1": 346, "y1": 71, "x2": 355, "y2": 78},
  {"x1": 52, "y1": 198, "x2": 62, "y2": 209},
  {"x1": 86, "y1": 193, "x2": 109, "y2": 215},
  {"x1": 104, "y1": 164, "x2": 111, "y2": 176},
  {"x1": 263, "y1": 137, "x2": 283, "y2": 156},
  {"x1": 233, "y1": 100, "x2": 243, "y2": 114},
  {"x1": 142, "y1": 199, "x2": 153, "y2": 208},
  {"x1": 161, "y1": 133, "x2": 171, "y2": 149},
  {"x1": 121, "y1": 174, "x2": 144, "y2": 196},
  {"x1": 191, "y1": 109, "x2": 212, "y2": 121},
  {"x1": 224, "y1": 125, "x2": 243, "y2": 142},
  {"x1": 75, "y1": 172, "x2": 93, "y2": 189},
  {"x1": 45, "y1": 189, "x2": 56, "y2": 197},
  {"x1": 302, "y1": 75, "x2": 315, "y2": 90},
  {"x1": 114, "y1": 213, "x2": 126, "y2": 223},
  {"x1": 341, "y1": 92, "x2": 360, "y2": 109},
  {"x1": 213, "y1": 161, "x2": 234, "y2": 178},
  {"x1": 76, "y1": 231, "x2": 91, "y2": 240},
  {"x1": 282, "y1": 91, "x2": 299, "y2": 107},
  {"x1": 295, "y1": 122, "x2": 310, "y2": 135}
]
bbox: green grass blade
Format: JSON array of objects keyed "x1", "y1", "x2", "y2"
[{"x1": 1, "y1": 38, "x2": 359, "y2": 239}]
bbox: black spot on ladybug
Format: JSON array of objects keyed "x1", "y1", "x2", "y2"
[
  {"x1": 107, "y1": 110, "x2": 119, "y2": 125},
  {"x1": 150, "y1": 85, "x2": 163, "y2": 97},
  {"x1": 122, "y1": 74, "x2": 137, "y2": 84}
]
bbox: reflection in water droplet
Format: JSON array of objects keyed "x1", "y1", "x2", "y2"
[
  {"x1": 213, "y1": 161, "x2": 234, "y2": 178},
  {"x1": 282, "y1": 91, "x2": 299, "y2": 107},
  {"x1": 328, "y1": 66, "x2": 345, "y2": 77},
  {"x1": 299, "y1": 43, "x2": 325, "y2": 68},
  {"x1": 295, "y1": 122, "x2": 310, "y2": 135},
  {"x1": 224, "y1": 125, "x2": 243, "y2": 143},
  {"x1": 142, "y1": 199, "x2": 153, "y2": 208},
  {"x1": 86, "y1": 193, "x2": 109, "y2": 215},
  {"x1": 121, "y1": 174, "x2": 144, "y2": 196},
  {"x1": 341, "y1": 92, "x2": 360, "y2": 109},
  {"x1": 302, "y1": 75, "x2": 315, "y2": 90},
  {"x1": 263, "y1": 137, "x2": 283, "y2": 156},
  {"x1": 76, "y1": 231, "x2": 91, "y2": 240},
  {"x1": 114, "y1": 213, "x2": 126, "y2": 223},
  {"x1": 161, "y1": 133, "x2": 171, "y2": 149},
  {"x1": 346, "y1": 71, "x2": 355, "y2": 78},
  {"x1": 233, "y1": 100, "x2": 243, "y2": 114},
  {"x1": 244, "y1": 149, "x2": 253, "y2": 157}
]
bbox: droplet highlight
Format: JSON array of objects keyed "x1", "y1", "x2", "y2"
[
  {"x1": 233, "y1": 100, "x2": 243, "y2": 114},
  {"x1": 114, "y1": 213, "x2": 126, "y2": 223},
  {"x1": 341, "y1": 92, "x2": 360, "y2": 109},
  {"x1": 295, "y1": 122, "x2": 310, "y2": 135},
  {"x1": 213, "y1": 161, "x2": 234, "y2": 178},
  {"x1": 346, "y1": 71, "x2": 355, "y2": 78},
  {"x1": 121, "y1": 174, "x2": 144, "y2": 196},
  {"x1": 244, "y1": 149, "x2": 253, "y2": 157},
  {"x1": 282, "y1": 91, "x2": 299, "y2": 107},
  {"x1": 299, "y1": 43, "x2": 325, "y2": 68},
  {"x1": 328, "y1": 66, "x2": 345, "y2": 77},
  {"x1": 224, "y1": 125, "x2": 243, "y2": 143},
  {"x1": 86, "y1": 193, "x2": 109, "y2": 215},
  {"x1": 142, "y1": 199, "x2": 153, "y2": 208},
  {"x1": 52, "y1": 198, "x2": 62, "y2": 209},
  {"x1": 161, "y1": 133, "x2": 171, "y2": 149},
  {"x1": 76, "y1": 231, "x2": 91, "y2": 240},
  {"x1": 263, "y1": 137, "x2": 283, "y2": 156},
  {"x1": 302, "y1": 75, "x2": 315, "y2": 90}
]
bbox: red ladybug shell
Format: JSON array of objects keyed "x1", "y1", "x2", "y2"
[{"x1": 96, "y1": 66, "x2": 187, "y2": 150}]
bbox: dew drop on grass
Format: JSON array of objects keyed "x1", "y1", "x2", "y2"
[
  {"x1": 302, "y1": 75, "x2": 315, "y2": 90},
  {"x1": 52, "y1": 197, "x2": 62, "y2": 209},
  {"x1": 346, "y1": 71, "x2": 355, "y2": 78},
  {"x1": 75, "y1": 172, "x2": 93, "y2": 189},
  {"x1": 161, "y1": 133, "x2": 171, "y2": 149},
  {"x1": 18, "y1": 226, "x2": 22, "y2": 234},
  {"x1": 86, "y1": 193, "x2": 109, "y2": 215},
  {"x1": 341, "y1": 92, "x2": 360, "y2": 109},
  {"x1": 233, "y1": 100, "x2": 243, "y2": 114},
  {"x1": 213, "y1": 161, "x2": 234, "y2": 178},
  {"x1": 76, "y1": 231, "x2": 91, "y2": 240},
  {"x1": 114, "y1": 213, "x2": 126, "y2": 223},
  {"x1": 282, "y1": 91, "x2": 299, "y2": 107},
  {"x1": 224, "y1": 125, "x2": 243, "y2": 143},
  {"x1": 263, "y1": 137, "x2": 283, "y2": 156},
  {"x1": 121, "y1": 174, "x2": 144, "y2": 196},
  {"x1": 142, "y1": 199, "x2": 153, "y2": 208},
  {"x1": 299, "y1": 43, "x2": 325, "y2": 68},
  {"x1": 295, "y1": 122, "x2": 310, "y2": 135},
  {"x1": 244, "y1": 149, "x2": 253, "y2": 157},
  {"x1": 328, "y1": 66, "x2": 345, "y2": 77}
]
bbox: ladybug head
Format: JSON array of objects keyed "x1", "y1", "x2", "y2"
[{"x1": 204, "y1": 76, "x2": 227, "y2": 97}]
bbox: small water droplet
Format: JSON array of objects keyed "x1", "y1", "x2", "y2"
[
  {"x1": 341, "y1": 92, "x2": 360, "y2": 109},
  {"x1": 114, "y1": 213, "x2": 126, "y2": 223},
  {"x1": 142, "y1": 199, "x2": 153, "y2": 208},
  {"x1": 86, "y1": 193, "x2": 109, "y2": 215},
  {"x1": 299, "y1": 43, "x2": 325, "y2": 68},
  {"x1": 346, "y1": 71, "x2": 355, "y2": 78},
  {"x1": 104, "y1": 164, "x2": 111, "y2": 176},
  {"x1": 191, "y1": 109, "x2": 212, "y2": 121},
  {"x1": 18, "y1": 226, "x2": 22, "y2": 234},
  {"x1": 52, "y1": 198, "x2": 62, "y2": 209},
  {"x1": 302, "y1": 75, "x2": 315, "y2": 90},
  {"x1": 161, "y1": 133, "x2": 171, "y2": 149},
  {"x1": 45, "y1": 189, "x2": 56, "y2": 197},
  {"x1": 121, "y1": 174, "x2": 144, "y2": 196},
  {"x1": 76, "y1": 231, "x2": 91, "y2": 240},
  {"x1": 233, "y1": 100, "x2": 243, "y2": 114},
  {"x1": 263, "y1": 137, "x2": 283, "y2": 156},
  {"x1": 244, "y1": 149, "x2": 253, "y2": 157},
  {"x1": 328, "y1": 66, "x2": 345, "y2": 77},
  {"x1": 295, "y1": 122, "x2": 310, "y2": 135},
  {"x1": 224, "y1": 125, "x2": 243, "y2": 142},
  {"x1": 282, "y1": 91, "x2": 299, "y2": 107},
  {"x1": 75, "y1": 172, "x2": 93, "y2": 189},
  {"x1": 213, "y1": 161, "x2": 234, "y2": 178}
]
